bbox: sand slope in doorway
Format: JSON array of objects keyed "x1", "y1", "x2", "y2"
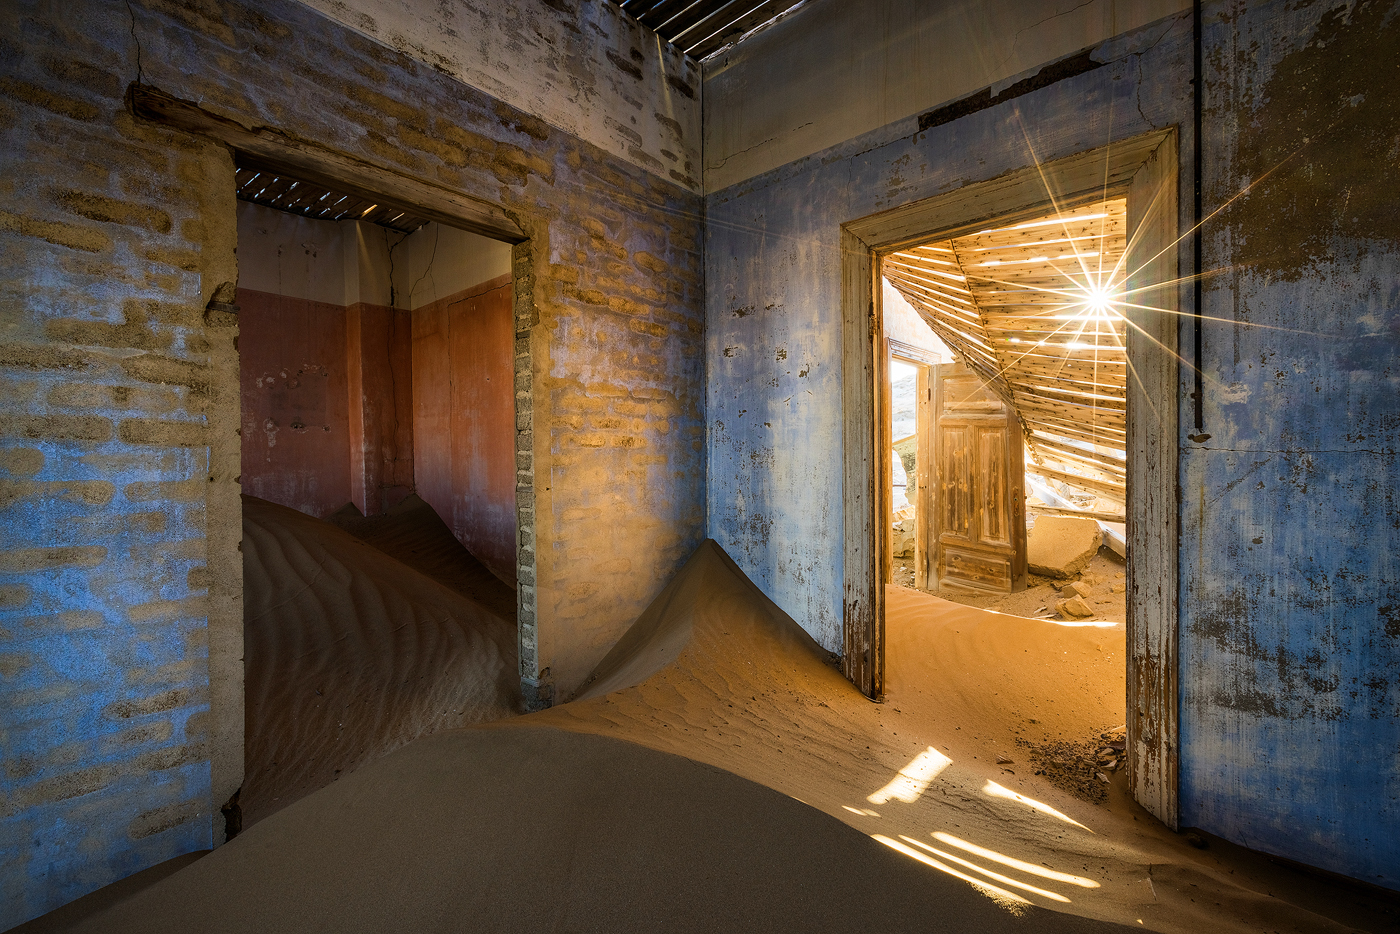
[
  {"x1": 329, "y1": 493, "x2": 517, "y2": 622},
  {"x1": 241, "y1": 496, "x2": 519, "y2": 825},
  {"x1": 537, "y1": 542, "x2": 1389, "y2": 934}
]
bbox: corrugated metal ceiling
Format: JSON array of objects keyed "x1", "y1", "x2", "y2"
[
  {"x1": 234, "y1": 167, "x2": 429, "y2": 233},
  {"x1": 613, "y1": 0, "x2": 806, "y2": 60}
]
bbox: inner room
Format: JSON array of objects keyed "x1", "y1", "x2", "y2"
[
  {"x1": 234, "y1": 168, "x2": 521, "y2": 826},
  {"x1": 883, "y1": 200, "x2": 1130, "y2": 626}
]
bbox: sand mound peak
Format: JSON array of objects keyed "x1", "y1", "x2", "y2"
[{"x1": 573, "y1": 539, "x2": 834, "y2": 702}]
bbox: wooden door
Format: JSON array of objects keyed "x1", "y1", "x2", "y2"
[{"x1": 932, "y1": 362, "x2": 1027, "y2": 592}]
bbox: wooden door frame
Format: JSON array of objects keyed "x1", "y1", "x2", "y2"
[
  {"x1": 885, "y1": 349, "x2": 938, "y2": 592},
  {"x1": 840, "y1": 128, "x2": 1181, "y2": 827}
]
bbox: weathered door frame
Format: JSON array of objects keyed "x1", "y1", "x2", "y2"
[
  {"x1": 886, "y1": 344, "x2": 939, "y2": 592},
  {"x1": 128, "y1": 84, "x2": 543, "y2": 834},
  {"x1": 840, "y1": 128, "x2": 1181, "y2": 827}
]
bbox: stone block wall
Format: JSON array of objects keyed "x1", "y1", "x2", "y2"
[{"x1": 0, "y1": 0, "x2": 704, "y2": 925}]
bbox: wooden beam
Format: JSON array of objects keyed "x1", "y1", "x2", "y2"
[
  {"x1": 1125, "y1": 130, "x2": 1181, "y2": 830},
  {"x1": 129, "y1": 84, "x2": 527, "y2": 244},
  {"x1": 841, "y1": 229, "x2": 882, "y2": 700}
]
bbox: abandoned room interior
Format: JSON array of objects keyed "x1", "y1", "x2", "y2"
[{"x1": 1, "y1": 0, "x2": 1397, "y2": 930}]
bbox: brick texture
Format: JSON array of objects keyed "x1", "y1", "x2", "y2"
[{"x1": 0, "y1": 0, "x2": 704, "y2": 925}]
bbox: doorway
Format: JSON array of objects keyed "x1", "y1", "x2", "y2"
[
  {"x1": 882, "y1": 198, "x2": 1133, "y2": 623},
  {"x1": 841, "y1": 130, "x2": 1181, "y2": 827},
  {"x1": 230, "y1": 164, "x2": 526, "y2": 828}
]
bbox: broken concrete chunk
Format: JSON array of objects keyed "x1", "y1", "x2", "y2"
[
  {"x1": 1056, "y1": 595, "x2": 1094, "y2": 618},
  {"x1": 1061, "y1": 580, "x2": 1092, "y2": 599},
  {"x1": 891, "y1": 517, "x2": 915, "y2": 558},
  {"x1": 1027, "y1": 516, "x2": 1101, "y2": 578}
]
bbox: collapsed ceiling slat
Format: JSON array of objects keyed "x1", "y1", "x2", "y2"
[
  {"x1": 885, "y1": 198, "x2": 1131, "y2": 506},
  {"x1": 613, "y1": 0, "x2": 806, "y2": 59},
  {"x1": 234, "y1": 166, "x2": 428, "y2": 233}
]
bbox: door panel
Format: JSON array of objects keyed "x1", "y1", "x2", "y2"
[
  {"x1": 941, "y1": 426, "x2": 971, "y2": 539},
  {"x1": 934, "y1": 362, "x2": 1027, "y2": 593}
]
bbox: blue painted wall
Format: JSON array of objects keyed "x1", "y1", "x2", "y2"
[
  {"x1": 705, "y1": 0, "x2": 1400, "y2": 890},
  {"x1": 1178, "y1": 0, "x2": 1400, "y2": 889},
  {"x1": 704, "y1": 14, "x2": 1195, "y2": 651}
]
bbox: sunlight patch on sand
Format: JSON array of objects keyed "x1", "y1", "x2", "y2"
[
  {"x1": 867, "y1": 747, "x2": 953, "y2": 804},
  {"x1": 899, "y1": 835, "x2": 1071, "y2": 902},
  {"x1": 872, "y1": 834, "x2": 1030, "y2": 914},
  {"x1": 933, "y1": 832, "x2": 1101, "y2": 887},
  {"x1": 984, "y1": 780, "x2": 1092, "y2": 831}
]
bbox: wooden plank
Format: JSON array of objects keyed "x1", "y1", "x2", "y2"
[
  {"x1": 1125, "y1": 131, "x2": 1180, "y2": 829},
  {"x1": 130, "y1": 84, "x2": 527, "y2": 244},
  {"x1": 1017, "y1": 397, "x2": 1128, "y2": 428},
  {"x1": 1011, "y1": 366, "x2": 1129, "y2": 385},
  {"x1": 1027, "y1": 462, "x2": 1126, "y2": 501},
  {"x1": 840, "y1": 229, "x2": 882, "y2": 700},
  {"x1": 1007, "y1": 372, "x2": 1128, "y2": 397},
  {"x1": 1027, "y1": 433, "x2": 1127, "y2": 471},
  {"x1": 1028, "y1": 503, "x2": 1127, "y2": 523},
  {"x1": 1034, "y1": 446, "x2": 1127, "y2": 483},
  {"x1": 1027, "y1": 424, "x2": 1128, "y2": 453},
  {"x1": 1023, "y1": 415, "x2": 1127, "y2": 447}
]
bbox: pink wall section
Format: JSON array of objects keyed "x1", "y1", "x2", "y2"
[
  {"x1": 240, "y1": 288, "x2": 414, "y2": 520},
  {"x1": 413, "y1": 275, "x2": 517, "y2": 584},
  {"x1": 347, "y1": 303, "x2": 414, "y2": 516},
  {"x1": 239, "y1": 288, "x2": 352, "y2": 518}
]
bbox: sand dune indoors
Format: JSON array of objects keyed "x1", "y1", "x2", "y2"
[
  {"x1": 240, "y1": 496, "x2": 520, "y2": 826},
  {"x1": 41, "y1": 540, "x2": 1394, "y2": 933}
]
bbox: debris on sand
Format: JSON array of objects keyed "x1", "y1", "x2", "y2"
[{"x1": 1016, "y1": 726, "x2": 1126, "y2": 803}]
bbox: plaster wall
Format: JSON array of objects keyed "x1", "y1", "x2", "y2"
[
  {"x1": 413, "y1": 277, "x2": 517, "y2": 583},
  {"x1": 705, "y1": 0, "x2": 1398, "y2": 891},
  {"x1": 701, "y1": 0, "x2": 1190, "y2": 191},
  {"x1": 238, "y1": 288, "x2": 354, "y2": 517},
  {"x1": 883, "y1": 280, "x2": 950, "y2": 361},
  {"x1": 0, "y1": 0, "x2": 703, "y2": 925},
  {"x1": 1177, "y1": 0, "x2": 1400, "y2": 890},
  {"x1": 298, "y1": 0, "x2": 702, "y2": 192},
  {"x1": 392, "y1": 221, "x2": 512, "y2": 311}
]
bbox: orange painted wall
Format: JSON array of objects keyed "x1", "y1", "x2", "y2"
[
  {"x1": 239, "y1": 288, "x2": 352, "y2": 518},
  {"x1": 413, "y1": 275, "x2": 516, "y2": 583},
  {"x1": 347, "y1": 302, "x2": 414, "y2": 516}
]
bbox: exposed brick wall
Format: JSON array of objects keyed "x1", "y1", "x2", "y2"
[{"x1": 0, "y1": 0, "x2": 704, "y2": 924}]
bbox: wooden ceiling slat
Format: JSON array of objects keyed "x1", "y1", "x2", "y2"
[
  {"x1": 664, "y1": 0, "x2": 743, "y2": 43},
  {"x1": 634, "y1": 0, "x2": 695, "y2": 29},
  {"x1": 1017, "y1": 396, "x2": 1126, "y2": 427},
  {"x1": 1029, "y1": 424, "x2": 1128, "y2": 451},
  {"x1": 887, "y1": 197, "x2": 1130, "y2": 487},
  {"x1": 1028, "y1": 462, "x2": 1126, "y2": 502},
  {"x1": 236, "y1": 164, "x2": 428, "y2": 233},
  {"x1": 1026, "y1": 433, "x2": 1126, "y2": 473},
  {"x1": 1036, "y1": 439, "x2": 1131, "y2": 476},
  {"x1": 1007, "y1": 372, "x2": 1128, "y2": 396}
]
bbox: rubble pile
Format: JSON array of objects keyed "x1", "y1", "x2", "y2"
[{"x1": 1014, "y1": 725, "x2": 1126, "y2": 803}]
